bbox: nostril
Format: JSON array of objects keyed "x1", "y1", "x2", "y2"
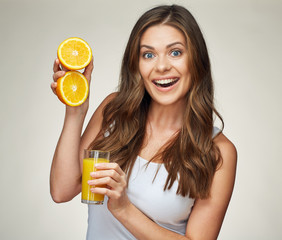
[{"x1": 155, "y1": 59, "x2": 171, "y2": 72}]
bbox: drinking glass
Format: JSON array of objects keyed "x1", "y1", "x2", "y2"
[{"x1": 81, "y1": 150, "x2": 110, "y2": 204}]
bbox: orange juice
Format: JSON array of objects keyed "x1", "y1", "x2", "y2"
[{"x1": 81, "y1": 157, "x2": 109, "y2": 204}]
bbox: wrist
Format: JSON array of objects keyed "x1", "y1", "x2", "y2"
[
  {"x1": 63, "y1": 106, "x2": 88, "y2": 131},
  {"x1": 110, "y1": 199, "x2": 133, "y2": 220},
  {"x1": 65, "y1": 101, "x2": 88, "y2": 118}
]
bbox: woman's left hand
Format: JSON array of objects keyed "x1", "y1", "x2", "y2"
[{"x1": 88, "y1": 162, "x2": 130, "y2": 214}]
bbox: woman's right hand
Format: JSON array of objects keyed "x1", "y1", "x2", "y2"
[{"x1": 51, "y1": 57, "x2": 94, "y2": 115}]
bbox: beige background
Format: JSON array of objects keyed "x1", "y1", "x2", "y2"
[{"x1": 0, "y1": 0, "x2": 281, "y2": 239}]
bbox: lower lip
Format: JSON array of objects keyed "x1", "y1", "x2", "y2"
[{"x1": 153, "y1": 80, "x2": 179, "y2": 92}]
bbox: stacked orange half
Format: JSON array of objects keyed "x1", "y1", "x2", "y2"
[
  {"x1": 56, "y1": 71, "x2": 89, "y2": 107},
  {"x1": 56, "y1": 37, "x2": 92, "y2": 106},
  {"x1": 57, "y1": 37, "x2": 92, "y2": 70}
]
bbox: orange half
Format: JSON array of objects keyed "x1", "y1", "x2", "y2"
[
  {"x1": 57, "y1": 37, "x2": 92, "y2": 70},
  {"x1": 56, "y1": 71, "x2": 89, "y2": 106}
]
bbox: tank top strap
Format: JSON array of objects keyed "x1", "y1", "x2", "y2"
[{"x1": 212, "y1": 126, "x2": 221, "y2": 138}]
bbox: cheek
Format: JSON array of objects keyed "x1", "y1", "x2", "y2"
[
  {"x1": 139, "y1": 62, "x2": 150, "y2": 79},
  {"x1": 138, "y1": 61, "x2": 144, "y2": 77},
  {"x1": 184, "y1": 76, "x2": 192, "y2": 96},
  {"x1": 175, "y1": 58, "x2": 189, "y2": 73},
  {"x1": 143, "y1": 77, "x2": 151, "y2": 91}
]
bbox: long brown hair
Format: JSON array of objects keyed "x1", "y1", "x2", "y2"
[{"x1": 88, "y1": 5, "x2": 223, "y2": 199}]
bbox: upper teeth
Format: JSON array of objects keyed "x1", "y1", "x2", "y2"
[{"x1": 155, "y1": 78, "x2": 177, "y2": 84}]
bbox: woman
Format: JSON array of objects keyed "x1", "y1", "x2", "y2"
[{"x1": 50, "y1": 5, "x2": 237, "y2": 240}]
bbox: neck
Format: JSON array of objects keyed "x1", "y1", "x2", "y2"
[{"x1": 147, "y1": 100, "x2": 185, "y2": 131}]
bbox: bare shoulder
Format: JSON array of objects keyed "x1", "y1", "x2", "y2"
[
  {"x1": 85, "y1": 92, "x2": 117, "y2": 131},
  {"x1": 104, "y1": 92, "x2": 118, "y2": 101},
  {"x1": 88, "y1": 92, "x2": 117, "y2": 122},
  {"x1": 214, "y1": 132, "x2": 237, "y2": 170},
  {"x1": 79, "y1": 92, "x2": 118, "y2": 154},
  {"x1": 100, "y1": 92, "x2": 118, "y2": 107}
]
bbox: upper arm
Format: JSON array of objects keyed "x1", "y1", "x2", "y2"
[
  {"x1": 78, "y1": 92, "x2": 117, "y2": 169},
  {"x1": 185, "y1": 133, "x2": 237, "y2": 240}
]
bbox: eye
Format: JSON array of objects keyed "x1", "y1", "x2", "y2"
[
  {"x1": 171, "y1": 50, "x2": 182, "y2": 57},
  {"x1": 143, "y1": 52, "x2": 155, "y2": 59}
]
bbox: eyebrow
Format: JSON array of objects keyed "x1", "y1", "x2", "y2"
[{"x1": 140, "y1": 41, "x2": 185, "y2": 50}]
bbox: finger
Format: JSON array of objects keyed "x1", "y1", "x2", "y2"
[
  {"x1": 83, "y1": 57, "x2": 94, "y2": 80},
  {"x1": 94, "y1": 163, "x2": 125, "y2": 177},
  {"x1": 88, "y1": 176, "x2": 119, "y2": 189},
  {"x1": 50, "y1": 82, "x2": 57, "y2": 95},
  {"x1": 91, "y1": 187, "x2": 122, "y2": 200},
  {"x1": 90, "y1": 169, "x2": 120, "y2": 183},
  {"x1": 53, "y1": 58, "x2": 61, "y2": 73},
  {"x1": 53, "y1": 70, "x2": 66, "y2": 82}
]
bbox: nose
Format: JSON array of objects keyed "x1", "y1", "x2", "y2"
[{"x1": 155, "y1": 55, "x2": 171, "y2": 72}]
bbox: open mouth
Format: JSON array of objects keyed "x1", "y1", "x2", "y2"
[{"x1": 153, "y1": 78, "x2": 179, "y2": 88}]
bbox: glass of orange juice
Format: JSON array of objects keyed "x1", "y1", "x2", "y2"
[{"x1": 81, "y1": 150, "x2": 110, "y2": 205}]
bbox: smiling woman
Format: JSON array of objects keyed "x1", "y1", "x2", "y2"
[
  {"x1": 139, "y1": 25, "x2": 191, "y2": 107},
  {"x1": 50, "y1": 4, "x2": 237, "y2": 240}
]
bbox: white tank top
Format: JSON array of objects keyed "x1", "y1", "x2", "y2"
[{"x1": 86, "y1": 127, "x2": 221, "y2": 239}]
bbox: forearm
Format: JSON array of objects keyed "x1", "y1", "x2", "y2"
[
  {"x1": 112, "y1": 203, "x2": 191, "y2": 240},
  {"x1": 50, "y1": 108, "x2": 87, "y2": 202}
]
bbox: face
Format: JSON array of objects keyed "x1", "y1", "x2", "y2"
[{"x1": 139, "y1": 24, "x2": 191, "y2": 108}]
